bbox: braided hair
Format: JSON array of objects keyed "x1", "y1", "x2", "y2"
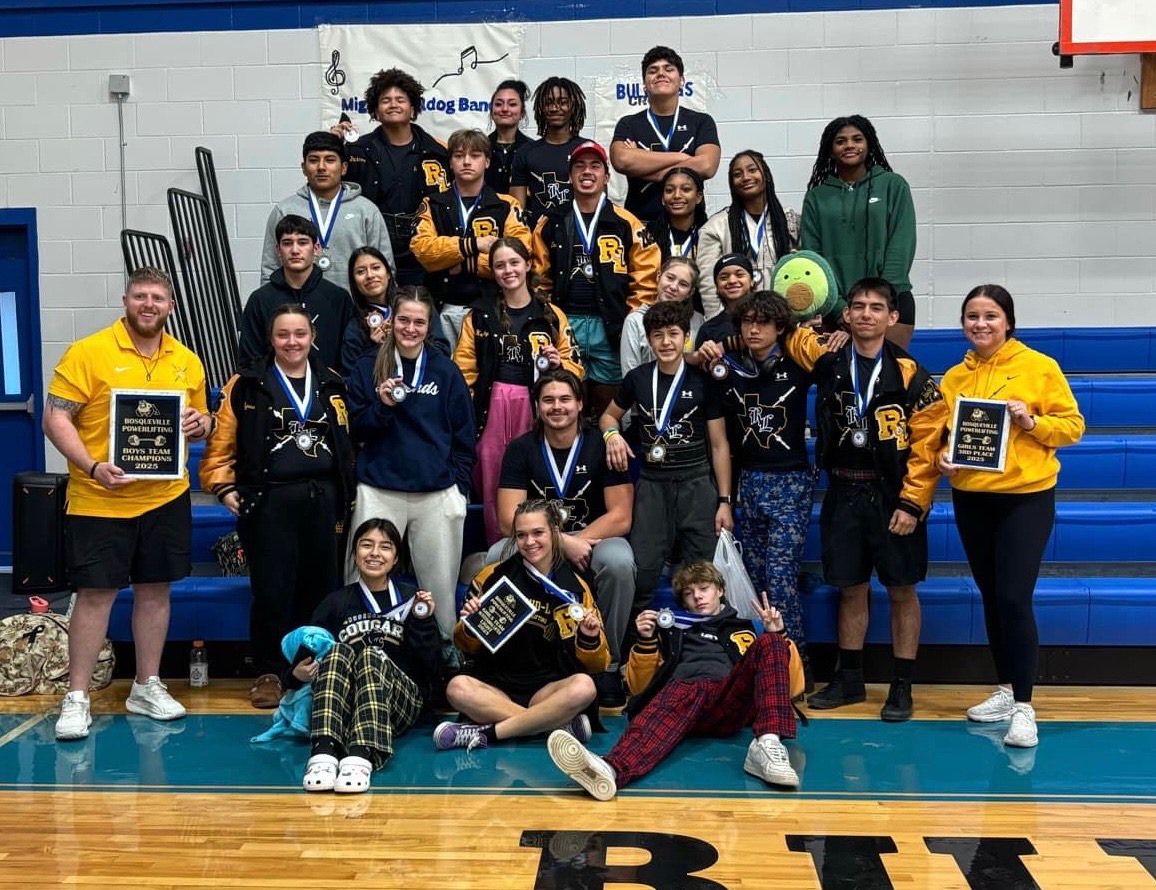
[
  {"x1": 531, "y1": 77, "x2": 587, "y2": 138},
  {"x1": 727, "y1": 150, "x2": 795, "y2": 261},
  {"x1": 806, "y1": 115, "x2": 893, "y2": 191}
]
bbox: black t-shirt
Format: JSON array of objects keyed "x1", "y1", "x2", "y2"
[
  {"x1": 381, "y1": 139, "x2": 420, "y2": 216},
  {"x1": 266, "y1": 368, "x2": 335, "y2": 481},
  {"x1": 511, "y1": 136, "x2": 584, "y2": 224},
  {"x1": 694, "y1": 311, "x2": 735, "y2": 350},
  {"x1": 486, "y1": 131, "x2": 529, "y2": 195},
  {"x1": 494, "y1": 303, "x2": 535, "y2": 386},
  {"x1": 713, "y1": 350, "x2": 813, "y2": 472},
  {"x1": 614, "y1": 361, "x2": 722, "y2": 472},
  {"x1": 611, "y1": 106, "x2": 719, "y2": 222},
  {"x1": 828, "y1": 351, "x2": 884, "y2": 473},
  {"x1": 555, "y1": 209, "x2": 599, "y2": 316},
  {"x1": 499, "y1": 429, "x2": 630, "y2": 532}
]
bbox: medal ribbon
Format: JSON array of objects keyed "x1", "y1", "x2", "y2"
[
  {"x1": 745, "y1": 211, "x2": 766, "y2": 259},
  {"x1": 668, "y1": 609, "x2": 713, "y2": 630},
  {"x1": 369, "y1": 302, "x2": 391, "y2": 321},
  {"x1": 307, "y1": 188, "x2": 344, "y2": 249},
  {"x1": 272, "y1": 361, "x2": 314, "y2": 424},
  {"x1": 454, "y1": 184, "x2": 484, "y2": 234},
  {"x1": 573, "y1": 195, "x2": 607, "y2": 261},
  {"x1": 541, "y1": 433, "x2": 583, "y2": 499},
  {"x1": 669, "y1": 228, "x2": 696, "y2": 258},
  {"x1": 651, "y1": 360, "x2": 687, "y2": 438},
  {"x1": 394, "y1": 347, "x2": 427, "y2": 392},
  {"x1": 646, "y1": 104, "x2": 682, "y2": 151},
  {"x1": 359, "y1": 579, "x2": 412, "y2": 621},
  {"x1": 849, "y1": 347, "x2": 884, "y2": 422},
  {"x1": 523, "y1": 562, "x2": 579, "y2": 605}
]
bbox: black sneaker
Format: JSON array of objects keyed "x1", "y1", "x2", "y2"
[
  {"x1": 806, "y1": 670, "x2": 866, "y2": 710},
  {"x1": 595, "y1": 672, "x2": 626, "y2": 709},
  {"x1": 880, "y1": 678, "x2": 913, "y2": 722}
]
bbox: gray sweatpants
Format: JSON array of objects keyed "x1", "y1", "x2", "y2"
[{"x1": 632, "y1": 466, "x2": 718, "y2": 609}]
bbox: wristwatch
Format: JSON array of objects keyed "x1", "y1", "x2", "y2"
[{"x1": 717, "y1": 495, "x2": 733, "y2": 505}]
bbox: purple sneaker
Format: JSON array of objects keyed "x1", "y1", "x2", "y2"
[{"x1": 433, "y1": 720, "x2": 490, "y2": 751}]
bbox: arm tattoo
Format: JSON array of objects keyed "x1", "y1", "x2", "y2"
[{"x1": 46, "y1": 394, "x2": 84, "y2": 415}]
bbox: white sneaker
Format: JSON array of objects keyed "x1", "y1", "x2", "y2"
[
  {"x1": 55, "y1": 691, "x2": 92, "y2": 741},
  {"x1": 126, "y1": 677, "x2": 187, "y2": 721},
  {"x1": 744, "y1": 734, "x2": 800, "y2": 789},
  {"x1": 966, "y1": 687, "x2": 1015, "y2": 723},
  {"x1": 547, "y1": 730, "x2": 617, "y2": 801},
  {"x1": 1004, "y1": 702, "x2": 1038, "y2": 748}
]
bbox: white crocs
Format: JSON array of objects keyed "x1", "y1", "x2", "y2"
[
  {"x1": 334, "y1": 756, "x2": 373, "y2": 794},
  {"x1": 302, "y1": 754, "x2": 339, "y2": 792}
]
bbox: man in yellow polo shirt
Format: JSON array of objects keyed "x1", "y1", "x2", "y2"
[{"x1": 43, "y1": 267, "x2": 212, "y2": 741}]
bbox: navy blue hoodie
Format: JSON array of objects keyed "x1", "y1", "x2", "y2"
[{"x1": 345, "y1": 347, "x2": 475, "y2": 496}]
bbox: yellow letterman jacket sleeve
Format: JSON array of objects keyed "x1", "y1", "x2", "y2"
[
  {"x1": 550, "y1": 306, "x2": 585, "y2": 380},
  {"x1": 198, "y1": 374, "x2": 240, "y2": 501},
  {"x1": 623, "y1": 208, "x2": 659, "y2": 311},
  {"x1": 570, "y1": 580, "x2": 610, "y2": 674},
  {"x1": 624, "y1": 637, "x2": 663, "y2": 695},
  {"x1": 452, "y1": 311, "x2": 481, "y2": 392},
  {"x1": 410, "y1": 197, "x2": 467, "y2": 273},
  {"x1": 897, "y1": 359, "x2": 949, "y2": 515},
  {"x1": 531, "y1": 216, "x2": 555, "y2": 298},
  {"x1": 782, "y1": 326, "x2": 829, "y2": 373}
]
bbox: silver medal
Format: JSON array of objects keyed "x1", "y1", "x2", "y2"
[
  {"x1": 710, "y1": 361, "x2": 729, "y2": 380},
  {"x1": 535, "y1": 354, "x2": 551, "y2": 372},
  {"x1": 344, "y1": 126, "x2": 360, "y2": 144},
  {"x1": 295, "y1": 431, "x2": 313, "y2": 451},
  {"x1": 390, "y1": 383, "x2": 409, "y2": 403},
  {"x1": 412, "y1": 600, "x2": 431, "y2": 618},
  {"x1": 317, "y1": 254, "x2": 332, "y2": 271},
  {"x1": 557, "y1": 504, "x2": 570, "y2": 523},
  {"x1": 582, "y1": 262, "x2": 595, "y2": 279},
  {"x1": 367, "y1": 311, "x2": 384, "y2": 329},
  {"x1": 656, "y1": 608, "x2": 675, "y2": 630},
  {"x1": 567, "y1": 603, "x2": 586, "y2": 622},
  {"x1": 851, "y1": 429, "x2": 868, "y2": 448},
  {"x1": 648, "y1": 443, "x2": 666, "y2": 463}
]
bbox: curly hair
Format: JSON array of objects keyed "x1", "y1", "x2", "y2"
[
  {"x1": 364, "y1": 68, "x2": 425, "y2": 122},
  {"x1": 531, "y1": 77, "x2": 586, "y2": 138},
  {"x1": 732, "y1": 290, "x2": 797, "y2": 342},
  {"x1": 806, "y1": 114, "x2": 893, "y2": 191}
]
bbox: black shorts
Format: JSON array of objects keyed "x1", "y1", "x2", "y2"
[
  {"x1": 67, "y1": 490, "x2": 192, "y2": 590},
  {"x1": 895, "y1": 290, "x2": 916, "y2": 326},
  {"x1": 819, "y1": 481, "x2": 927, "y2": 588}
]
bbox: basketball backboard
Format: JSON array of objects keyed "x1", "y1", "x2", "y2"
[{"x1": 1060, "y1": 0, "x2": 1156, "y2": 54}]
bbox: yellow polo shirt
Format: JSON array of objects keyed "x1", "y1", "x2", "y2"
[{"x1": 48, "y1": 319, "x2": 208, "y2": 518}]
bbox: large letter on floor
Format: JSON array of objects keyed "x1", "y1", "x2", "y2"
[{"x1": 520, "y1": 830, "x2": 726, "y2": 889}]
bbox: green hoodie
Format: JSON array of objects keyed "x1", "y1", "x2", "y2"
[{"x1": 800, "y1": 166, "x2": 916, "y2": 298}]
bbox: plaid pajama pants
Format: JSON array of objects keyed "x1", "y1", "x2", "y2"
[
  {"x1": 605, "y1": 632, "x2": 796, "y2": 788},
  {"x1": 311, "y1": 642, "x2": 423, "y2": 769}
]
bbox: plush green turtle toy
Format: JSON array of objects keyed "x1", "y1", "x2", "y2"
[{"x1": 771, "y1": 250, "x2": 842, "y2": 321}]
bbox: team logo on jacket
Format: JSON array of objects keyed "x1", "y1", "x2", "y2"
[
  {"x1": 596, "y1": 236, "x2": 627, "y2": 274},
  {"x1": 422, "y1": 161, "x2": 448, "y2": 191},
  {"x1": 329, "y1": 395, "x2": 349, "y2": 429},
  {"x1": 730, "y1": 630, "x2": 756, "y2": 655},
  {"x1": 874, "y1": 404, "x2": 909, "y2": 449}
]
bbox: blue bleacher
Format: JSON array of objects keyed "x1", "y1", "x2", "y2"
[{"x1": 132, "y1": 327, "x2": 1156, "y2": 655}]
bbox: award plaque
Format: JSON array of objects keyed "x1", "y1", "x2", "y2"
[
  {"x1": 949, "y1": 397, "x2": 1010, "y2": 472},
  {"x1": 109, "y1": 390, "x2": 186, "y2": 480},
  {"x1": 463, "y1": 576, "x2": 537, "y2": 654}
]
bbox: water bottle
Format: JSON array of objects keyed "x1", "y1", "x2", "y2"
[{"x1": 189, "y1": 640, "x2": 209, "y2": 688}]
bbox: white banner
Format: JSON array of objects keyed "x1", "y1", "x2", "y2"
[
  {"x1": 319, "y1": 23, "x2": 524, "y2": 142},
  {"x1": 593, "y1": 73, "x2": 709, "y2": 205}
]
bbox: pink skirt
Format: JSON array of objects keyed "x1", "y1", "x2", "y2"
[{"x1": 475, "y1": 381, "x2": 534, "y2": 545}]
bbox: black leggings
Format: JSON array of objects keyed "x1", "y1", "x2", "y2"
[{"x1": 951, "y1": 487, "x2": 1055, "y2": 702}]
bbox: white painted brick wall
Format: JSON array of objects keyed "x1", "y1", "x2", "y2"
[{"x1": 0, "y1": 3, "x2": 1153, "y2": 400}]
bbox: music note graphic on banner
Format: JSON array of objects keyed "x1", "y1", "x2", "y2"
[
  {"x1": 431, "y1": 45, "x2": 510, "y2": 88},
  {"x1": 325, "y1": 49, "x2": 346, "y2": 95}
]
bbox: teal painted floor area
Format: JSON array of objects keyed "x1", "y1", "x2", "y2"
[{"x1": 3, "y1": 714, "x2": 1155, "y2": 802}]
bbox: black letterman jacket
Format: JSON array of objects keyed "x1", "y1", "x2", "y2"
[
  {"x1": 453, "y1": 296, "x2": 583, "y2": 437},
  {"x1": 531, "y1": 201, "x2": 660, "y2": 349},
  {"x1": 344, "y1": 124, "x2": 449, "y2": 217},
  {"x1": 410, "y1": 185, "x2": 532, "y2": 306},
  {"x1": 199, "y1": 353, "x2": 357, "y2": 527},
  {"x1": 787, "y1": 330, "x2": 946, "y2": 518}
]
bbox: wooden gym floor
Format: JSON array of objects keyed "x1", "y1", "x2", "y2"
[{"x1": 1, "y1": 681, "x2": 1154, "y2": 888}]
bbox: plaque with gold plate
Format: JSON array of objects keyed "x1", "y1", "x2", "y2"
[
  {"x1": 108, "y1": 389, "x2": 186, "y2": 480},
  {"x1": 463, "y1": 576, "x2": 537, "y2": 654},
  {"x1": 949, "y1": 397, "x2": 1010, "y2": 472}
]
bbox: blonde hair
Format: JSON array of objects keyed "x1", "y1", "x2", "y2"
[{"x1": 512, "y1": 498, "x2": 565, "y2": 572}]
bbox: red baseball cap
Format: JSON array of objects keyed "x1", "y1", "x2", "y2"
[{"x1": 569, "y1": 140, "x2": 608, "y2": 167}]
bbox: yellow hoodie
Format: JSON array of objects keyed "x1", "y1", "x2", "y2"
[{"x1": 939, "y1": 338, "x2": 1085, "y2": 494}]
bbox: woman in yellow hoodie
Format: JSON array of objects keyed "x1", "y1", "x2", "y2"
[{"x1": 938, "y1": 285, "x2": 1085, "y2": 750}]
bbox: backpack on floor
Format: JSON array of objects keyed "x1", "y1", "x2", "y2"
[{"x1": 0, "y1": 613, "x2": 115, "y2": 696}]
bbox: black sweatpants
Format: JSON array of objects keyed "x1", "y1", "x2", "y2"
[
  {"x1": 951, "y1": 486, "x2": 1055, "y2": 703},
  {"x1": 238, "y1": 479, "x2": 340, "y2": 674}
]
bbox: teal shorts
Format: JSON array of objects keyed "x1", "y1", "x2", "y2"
[{"x1": 568, "y1": 314, "x2": 621, "y2": 385}]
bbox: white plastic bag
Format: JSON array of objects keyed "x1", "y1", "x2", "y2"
[{"x1": 713, "y1": 529, "x2": 759, "y2": 621}]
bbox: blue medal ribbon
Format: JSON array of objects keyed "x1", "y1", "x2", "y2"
[
  {"x1": 670, "y1": 228, "x2": 697, "y2": 258},
  {"x1": 651, "y1": 360, "x2": 687, "y2": 439},
  {"x1": 454, "y1": 184, "x2": 484, "y2": 234},
  {"x1": 746, "y1": 210, "x2": 766, "y2": 259},
  {"x1": 572, "y1": 195, "x2": 607, "y2": 262},
  {"x1": 307, "y1": 188, "x2": 344, "y2": 249},
  {"x1": 849, "y1": 346, "x2": 884, "y2": 422},
  {"x1": 272, "y1": 361, "x2": 314, "y2": 424},
  {"x1": 523, "y1": 561, "x2": 579, "y2": 605},
  {"x1": 359, "y1": 579, "x2": 412, "y2": 622},
  {"x1": 541, "y1": 433, "x2": 583, "y2": 499},
  {"x1": 394, "y1": 347, "x2": 427, "y2": 394},
  {"x1": 666, "y1": 608, "x2": 714, "y2": 630},
  {"x1": 646, "y1": 104, "x2": 682, "y2": 151}
]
